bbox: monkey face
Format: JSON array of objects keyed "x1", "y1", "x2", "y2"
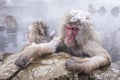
[
  {"x1": 32, "y1": 21, "x2": 48, "y2": 36},
  {"x1": 37, "y1": 24, "x2": 48, "y2": 36},
  {"x1": 64, "y1": 11, "x2": 92, "y2": 48},
  {"x1": 64, "y1": 22, "x2": 80, "y2": 48}
]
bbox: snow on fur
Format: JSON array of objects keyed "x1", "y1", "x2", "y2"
[{"x1": 69, "y1": 10, "x2": 92, "y2": 24}]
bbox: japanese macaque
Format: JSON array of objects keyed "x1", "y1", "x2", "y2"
[
  {"x1": 15, "y1": 10, "x2": 111, "y2": 74},
  {"x1": 21, "y1": 21, "x2": 54, "y2": 51},
  {"x1": 27, "y1": 21, "x2": 54, "y2": 44},
  {"x1": 5, "y1": 15, "x2": 18, "y2": 33}
]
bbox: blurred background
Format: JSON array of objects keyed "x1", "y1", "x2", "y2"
[{"x1": 0, "y1": 0, "x2": 120, "y2": 62}]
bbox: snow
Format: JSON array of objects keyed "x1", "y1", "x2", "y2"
[{"x1": 69, "y1": 10, "x2": 91, "y2": 24}]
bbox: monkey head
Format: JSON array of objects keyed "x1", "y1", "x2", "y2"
[
  {"x1": 62, "y1": 10, "x2": 94, "y2": 48},
  {"x1": 30, "y1": 21, "x2": 48, "y2": 36}
]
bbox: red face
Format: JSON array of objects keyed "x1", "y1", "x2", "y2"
[{"x1": 64, "y1": 24, "x2": 80, "y2": 48}]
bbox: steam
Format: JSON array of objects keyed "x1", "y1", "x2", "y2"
[{"x1": 0, "y1": 0, "x2": 120, "y2": 61}]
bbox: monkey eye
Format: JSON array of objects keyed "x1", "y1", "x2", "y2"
[
  {"x1": 72, "y1": 27, "x2": 80, "y2": 31},
  {"x1": 65, "y1": 25, "x2": 72, "y2": 29},
  {"x1": 72, "y1": 28, "x2": 75, "y2": 30},
  {"x1": 72, "y1": 28, "x2": 76, "y2": 30},
  {"x1": 69, "y1": 22, "x2": 76, "y2": 25},
  {"x1": 65, "y1": 25, "x2": 79, "y2": 31}
]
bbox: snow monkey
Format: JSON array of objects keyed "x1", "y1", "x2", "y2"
[
  {"x1": 21, "y1": 21, "x2": 54, "y2": 51},
  {"x1": 15, "y1": 10, "x2": 111, "y2": 74},
  {"x1": 27, "y1": 21, "x2": 54, "y2": 44}
]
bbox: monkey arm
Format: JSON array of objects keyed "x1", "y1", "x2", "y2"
[
  {"x1": 15, "y1": 37, "x2": 62, "y2": 68},
  {"x1": 65, "y1": 42, "x2": 112, "y2": 73},
  {"x1": 36, "y1": 37, "x2": 62, "y2": 53}
]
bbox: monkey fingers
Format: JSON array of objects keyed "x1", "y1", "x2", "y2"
[
  {"x1": 65, "y1": 58, "x2": 85, "y2": 72},
  {"x1": 15, "y1": 54, "x2": 33, "y2": 68},
  {"x1": 65, "y1": 57, "x2": 98, "y2": 73}
]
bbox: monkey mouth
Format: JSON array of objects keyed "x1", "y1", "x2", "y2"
[
  {"x1": 67, "y1": 34, "x2": 73, "y2": 40},
  {"x1": 65, "y1": 35, "x2": 75, "y2": 48}
]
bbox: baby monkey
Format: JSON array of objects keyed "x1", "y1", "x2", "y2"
[
  {"x1": 22, "y1": 21, "x2": 54, "y2": 51},
  {"x1": 27, "y1": 21, "x2": 54, "y2": 44}
]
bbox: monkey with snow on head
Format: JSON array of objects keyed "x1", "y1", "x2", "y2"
[
  {"x1": 15, "y1": 10, "x2": 111, "y2": 74},
  {"x1": 56, "y1": 10, "x2": 111, "y2": 73}
]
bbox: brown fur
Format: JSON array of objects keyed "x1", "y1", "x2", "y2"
[
  {"x1": 5, "y1": 15, "x2": 18, "y2": 33},
  {"x1": 22, "y1": 21, "x2": 54, "y2": 51},
  {"x1": 5, "y1": 15, "x2": 17, "y2": 28},
  {"x1": 27, "y1": 21, "x2": 52, "y2": 44}
]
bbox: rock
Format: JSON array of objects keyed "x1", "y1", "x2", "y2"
[
  {"x1": 0, "y1": 52, "x2": 120, "y2": 80},
  {"x1": 0, "y1": 54, "x2": 20, "y2": 80},
  {"x1": 0, "y1": 52, "x2": 14, "y2": 61},
  {"x1": 13, "y1": 53, "x2": 71, "y2": 80},
  {"x1": 111, "y1": 61, "x2": 120, "y2": 70}
]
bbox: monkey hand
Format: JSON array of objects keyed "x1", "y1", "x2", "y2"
[
  {"x1": 15, "y1": 54, "x2": 33, "y2": 68},
  {"x1": 65, "y1": 57, "x2": 85, "y2": 73},
  {"x1": 65, "y1": 57, "x2": 95, "y2": 73}
]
